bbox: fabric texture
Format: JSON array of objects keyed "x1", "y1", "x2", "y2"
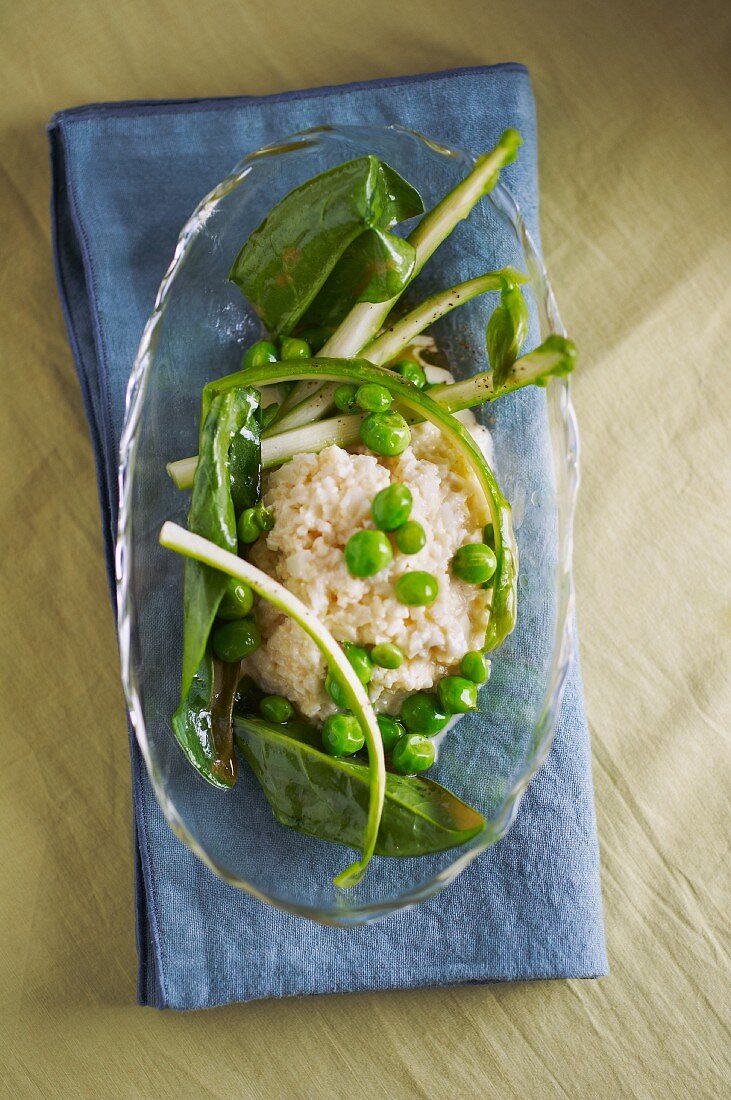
[{"x1": 48, "y1": 64, "x2": 606, "y2": 1010}]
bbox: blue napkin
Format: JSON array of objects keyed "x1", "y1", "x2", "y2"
[{"x1": 49, "y1": 64, "x2": 607, "y2": 1009}]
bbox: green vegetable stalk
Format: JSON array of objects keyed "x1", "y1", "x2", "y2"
[
  {"x1": 166, "y1": 336, "x2": 577, "y2": 488},
  {"x1": 363, "y1": 267, "x2": 527, "y2": 367},
  {"x1": 325, "y1": 129, "x2": 523, "y2": 359},
  {"x1": 159, "y1": 521, "x2": 387, "y2": 889},
  {"x1": 428, "y1": 334, "x2": 577, "y2": 408},
  {"x1": 274, "y1": 129, "x2": 523, "y2": 431}
]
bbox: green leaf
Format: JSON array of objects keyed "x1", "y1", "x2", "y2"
[
  {"x1": 172, "y1": 645, "x2": 241, "y2": 789},
  {"x1": 229, "y1": 157, "x2": 423, "y2": 337},
  {"x1": 183, "y1": 386, "x2": 261, "y2": 698},
  {"x1": 233, "y1": 715, "x2": 485, "y2": 856},
  {"x1": 172, "y1": 387, "x2": 261, "y2": 789},
  {"x1": 227, "y1": 389, "x2": 261, "y2": 515},
  {"x1": 301, "y1": 228, "x2": 416, "y2": 328},
  {"x1": 374, "y1": 161, "x2": 424, "y2": 225},
  {"x1": 486, "y1": 276, "x2": 529, "y2": 386}
]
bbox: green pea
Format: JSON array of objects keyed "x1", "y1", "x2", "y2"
[
  {"x1": 334, "y1": 384, "x2": 359, "y2": 412},
  {"x1": 259, "y1": 695, "x2": 294, "y2": 723},
  {"x1": 260, "y1": 403, "x2": 280, "y2": 431},
  {"x1": 211, "y1": 618, "x2": 261, "y2": 663},
  {"x1": 322, "y1": 713, "x2": 365, "y2": 757},
  {"x1": 395, "y1": 520, "x2": 426, "y2": 555},
  {"x1": 438, "y1": 675, "x2": 479, "y2": 714},
  {"x1": 343, "y1": 642, "x2": 374, "y2": 684},
  {"x1": 356, "y1": 383, "x2": 392, "y2": 412},
  {"x1": 371, "y1": 482, "x2": 412, "y2": 531},
  {"x1": 391, "y1": 359, "x2": 426, "y2": 389},
  {"x1": 460, "y1": 650, "x2": 488, "y2": 684},
  {"x1": 344, "y1": 529, "x2": 393, "y2": 578},
  {"x1": 237, "y1": 507, "x2": 261, "y2": 544},
  {"x1": 400, "y1": 693, "x2": 449, "y2": 736},
  {"x1": 217, "y1": 579, "x2": 254, "y2": 620},
  {"x1": 325, "y1": 671, "x2": 349, "y2": 709},
  {"x1": 359, "y1": 411, "x2": 411, "y2": 457},
  {"x1": 452, "y1": 543, "x2": 497, "y2": 584},
  {"x1": 370, "y1": 642, "x2": 404, "y2": 670},
  {"x1": 483, "y1": 522, "x2": 495, "y2": 548},
  {"x1": 254, "y1": 502, "x2": 275, "y2": 532},
  {"x1": 391, "y1": 734, "x2": 435, "y2": 774},
  {"x1": 394, "y1": 571, "x2": 438, "y2": 606},
  {"x1": 377, "y1": 714, "x2": 406, "y2": 752},
  {"x1": 242, "y1": 340, "x2": 278, "y2": 369},
  {"x1": 280, "y1": 336, "x2": 312, "y2": 360}
]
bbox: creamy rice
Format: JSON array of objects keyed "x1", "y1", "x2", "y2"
[{"x1": 245, "y1": 414, "x2": 494, "y2": 721}]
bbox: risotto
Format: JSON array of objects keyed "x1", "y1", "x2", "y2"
[{"x1": 246, "y1": 416, "x2": 494, "y2": 720}]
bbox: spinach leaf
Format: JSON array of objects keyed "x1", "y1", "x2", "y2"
[
  {"x1": 229, "y1": 156, "x2": 423, "y2": 337},
  {"x1": 227, "y1": 395, "x2": 261, "y2": 516},
  {"x1": 184, "y1": 386, "x2": 260, "y2": 697},
  {"x1": 172, "y1": 386, "x2": 260, "y2": 789},
  {"x1": 234, "y1": 715, "x2": 485, "y2": 857},
  {"x1": 375, "y1": 161, "x2": 424, "y2": 226},
  {"x1": 299, "y1": 228, "x2": 416, "y2": 329},
  {"x1": 172, "y1": 646, "x2": 241, "y2": 788}
]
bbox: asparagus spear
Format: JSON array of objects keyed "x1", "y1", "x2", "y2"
[
  {"x1": 273, "y1": 130, "x2": 522, "y2": 431},
  {"x1": 166, "y1": 336, "x2": 576, "y2": 489}
]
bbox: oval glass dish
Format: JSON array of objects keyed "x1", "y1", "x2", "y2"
[{"x1": 117, "y1": 124, "x2": 579, "y2": 925}]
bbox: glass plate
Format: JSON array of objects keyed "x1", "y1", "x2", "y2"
[{"x1": 116, "y1": 125, "x2": 579, "y2": 925}]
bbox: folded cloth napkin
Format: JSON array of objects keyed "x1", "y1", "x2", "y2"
[{"x1": 49, "y1": 64, "x2": 607, "y2": 1009}]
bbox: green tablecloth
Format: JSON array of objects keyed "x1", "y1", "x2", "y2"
[{"x1": 1, "y1": 1, "x2": 728, "y2": 1095}]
